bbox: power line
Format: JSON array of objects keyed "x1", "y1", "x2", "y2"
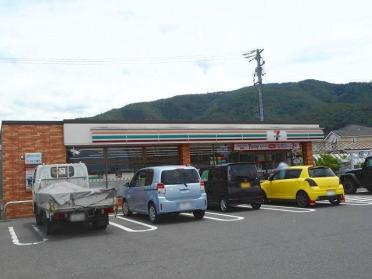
[
  {"x1": 0, "y1": 53, "x2": 246, "y2": 65},
  {"x1": 243, "y1": 49, "x2": 265, "y2": 122}
]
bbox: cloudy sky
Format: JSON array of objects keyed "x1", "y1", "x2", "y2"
[{"x1": 0, "y1": 0, "x2": 371, "y2": 122}]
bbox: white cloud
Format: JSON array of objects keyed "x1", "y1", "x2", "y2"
[{"x1": 0, "y1": 0, "x2": 372, "y2": 122}]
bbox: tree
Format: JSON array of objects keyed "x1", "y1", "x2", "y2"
[{"x1": 315, "y1": 154, "x2": 341, "y2": 172}]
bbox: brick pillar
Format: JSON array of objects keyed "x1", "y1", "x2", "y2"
[
  {"x1": 302, "y1": 142, "x2": 314, "y2": 165},
  {"x1": 179, "y1": 144, "x2": 191, "y2": 165},
  {"x1": 2, "y1": 123, "x2": 66, "y2": 219}
]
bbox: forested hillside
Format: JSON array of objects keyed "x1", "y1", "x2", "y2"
[{"x1": 88, "y1": 80, "x2": 372, "y2": 131}]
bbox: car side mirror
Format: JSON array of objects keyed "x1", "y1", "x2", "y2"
[
  {"x1": 124, "y1": 182, "x2": 130, "y2": 187},
  {"x1": 268, "y1": 175, "x2": 274, "y2": 181}
]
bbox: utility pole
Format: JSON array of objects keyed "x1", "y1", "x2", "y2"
[{"x1": 243, "y1": 49, "x2": 265, "y2": 122}]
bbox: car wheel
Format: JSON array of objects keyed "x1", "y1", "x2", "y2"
[
  {"x1": 251, "y1": 203, "x2": 261, "y2": 210},
  {"x1": 122, "y1": 199, "x2": 132, "y2": 216},
  {"x1": 35, "y1": 208, "x2": 43, "y2": 226},
  {"x1": 219, "y1": 198, "x2": 229, "y2": 212},
  {"x1": 148, "y1": 203, "x2": 159, "y2": 224},
  {"x1": 262, "y1": 191, "x2": 268, "y2": 204},
  {"x1": 92, "y1": 213, "x2": 109, "y2": 230},
  {"x1": 366, "y1": 186, "x2": 372, "y2": 193},
  {"x1": 329, "y1": 198, "x2": 341, "y2": 205},
  {"x1": 45, "y1": 219, "x2": 56, "y2": 235},
  {"x1": 343, "y1": 178, "x2": 357, "y2": 194},
  {"x1": 296, "y1": 191, "x2": 310, "y2": 208},
  {"x1": 193, "y1": 210, "x2": 205, "y2": 219}
]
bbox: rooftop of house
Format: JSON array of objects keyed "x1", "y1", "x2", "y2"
[{"x1": 332, "y1": 125, "x2": 372, "y2": 137}]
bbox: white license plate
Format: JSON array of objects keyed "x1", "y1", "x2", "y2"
[
  {"x1": 327, "y1": 190, "x2": 336, "y2": 196},
  {"x1": 179, "y1": 202, "x2": 191, "y2": 210},
  {"x1": 69, "y1": 212, "x2": 86, "y2": 222}
]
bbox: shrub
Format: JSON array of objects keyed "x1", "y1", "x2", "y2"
[{"x1": 315, "y1": 154, "x2": 341, "y2": 172}]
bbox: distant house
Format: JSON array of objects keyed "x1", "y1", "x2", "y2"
[
  {"x1": 324, "y1": 125, "x2": 372, "y2": 152},
  {"x1": 314, "y1": 125, "x2": 372, "y2": 169}
]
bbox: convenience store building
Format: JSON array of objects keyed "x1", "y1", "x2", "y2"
[{"x1": 0, "y1": 120, "x2": 323, "y2": 218}]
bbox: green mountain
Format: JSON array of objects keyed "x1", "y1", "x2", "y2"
[{"x1": 89, "y1": 80, "x2": 372, "y2": 131}]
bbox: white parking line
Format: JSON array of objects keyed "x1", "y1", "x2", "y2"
[
  {"x1": 239, "y1": 204, "x2": 315, "y2": 213},
  {"x1": 343, "y1": 195, "x2": 372, "y2": 205},
  {"x1": 346, "y1": 196, "x2": 372, "y2": 201},
  {"x1": 109, "y1": 216, "x2": 157, "y2": 232},
  {"x1": 181, "y1": 211, "x2": 244, "y2": 221},
  {"x1": 8, "y1": 225, "x2": 48, "y2": 246}
]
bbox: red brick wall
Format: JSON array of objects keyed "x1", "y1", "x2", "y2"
[
  {"x1": 302, "y1": 142, "x2": 314, "y2": 165},
  {"x1": 2, "y1": 124, "x2": 66, "y2": 219},
  {"x1": 179, "y1": 144, "x2": 191, "y2": 165}
]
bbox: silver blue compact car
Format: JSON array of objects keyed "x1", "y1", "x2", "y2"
[{"x1": 122, "y1": 165, "x2": 207, "y2": 223}]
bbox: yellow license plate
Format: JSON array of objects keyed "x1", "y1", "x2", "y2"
[{"x1": 240, "y1": 182, "x2": 251, "y2": 189}]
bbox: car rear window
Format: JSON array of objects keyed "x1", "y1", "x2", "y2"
[
  {"x1": 309, "y1": 167, "x2": 336, "y2": 178},
  {"x1": 161, "y1": 169, "x2": 200, "y2": 184},
  {"x1": 51, "y1": 166, "x2": 74, "y2": 178},
  {"x1": 285, "y1": 169, "x2": 302, "y2": 179},
  {"x1": 228, "y1": 164, "x2": 257, "y2": 180}
]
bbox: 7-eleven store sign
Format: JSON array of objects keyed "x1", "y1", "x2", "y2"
[{"x1": 267, "y1": 130, "x2": 287, "y2": 141}]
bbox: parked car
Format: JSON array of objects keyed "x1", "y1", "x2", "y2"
[
  {"x1": 340, "y1": 156, "x2": 372, "y2": 194},
  {"x1": 33, "y1": 163, "x2": 115, "y2": 234},
  {"x1": 199, "y1": 163, "x2": 265, "y2": 212},
  {"x1": 121, "y1": 165, "x2": 207, "y2": 223},
  {"x1": 260, "y1": 166, "x2": 345, "y2": 207}
]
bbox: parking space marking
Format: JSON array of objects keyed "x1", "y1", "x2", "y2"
[
  {"x1": 181, "y1": 211, "x2": 244, "y2": 221},
  {"x1": 8, "y1": 225, "x2": 48, "y2": 246},
  {"x1": 343, "y1": 195, "x2": 372, "y2": 205},
  {"x1": 238, "y1": 204, "x2": 315, "y2": 213},
  {"x1": 109, "y1": 216, "x2": 157, "y2": 232}
]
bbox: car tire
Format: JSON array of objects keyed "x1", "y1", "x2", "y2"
[
  {"x1": 329, "y1": 198, "x2": 341, "y2": 205},
  {"x1": 35, "y1": 208, "x2": 43, "y2": 226},
  {"x1": 366, "y1": 186, "x2": 372, "y2": 193},
  {"x1": 219, "y1": 198, "x2": 229, "y2": 212},
  {"x1": 262, "y1": 191, "x2": 269, "y2": 204},
  {"x1": 296, "y1": 191, "x2": 310, "y2": 208},
  {"x1": 148, "y1": 203, "x2": 159, "y2": 224},
  {"x1": 122, "y1": 199, "x2": 132, "y2": 216},
  {"x1": 343, "y1": 178, "x2": 357, "y2": 194},
  {"x1": 193, "y1": 210, "x2": 205, "y2": 219},
  {"x1": 45, "y1": 219, "x2": 56, "y2": 235},
  {"x1": 92, "y1": 213, "x2": 109, "y2": 230},
  {"x1": 251, "y1": 203, "x2": 261, "y2": 210}
]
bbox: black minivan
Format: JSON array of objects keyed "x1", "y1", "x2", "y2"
[{"x1": 199, "y1": 163, "x2": 265, "y2": 212}]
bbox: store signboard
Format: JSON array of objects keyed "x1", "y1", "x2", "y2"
[
  {"x1": 267, "y1": 130, "x2": 287, "y2": 141},
  {"x1": 234, "y1": 143, "x2": 301, "y2": 151},
  {"x1": 25, "y1": 153, "x2": 42, "y2": 165}
]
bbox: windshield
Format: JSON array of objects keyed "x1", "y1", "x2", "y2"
[
  {"x1": 161, "y1": 169, "x2": 200, "y2": 184},
  {"x1": 228, "y1": 164, "x2": 257, "y2": 180},
  {"x1": 309, "y1": 167, "x2": 336, "y2": 177}
]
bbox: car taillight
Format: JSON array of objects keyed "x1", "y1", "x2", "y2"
[
  {"x1": 157, "y1": 183, "x2": 166, "y2": 194},
  {"x1": 305, "y1": 178, "x2": 318, "y2": 187},
  {"x1": 53, "y1": 212, "x2": 65, "y2": 220},
  {"x1": 104, "y1": 207, "x2": 114, "y2": 214},
  {"x1": 200, "y1": 180, "x2": 205, "y2": 191}
]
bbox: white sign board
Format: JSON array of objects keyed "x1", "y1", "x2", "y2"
[
  {"x1": 25, "y1": 153, "x2": 42, "y2": 165},
  {"x1": 234, "y1": 143, "x2": 300, "y2": 151},
  {"x1": 267, "y1": 130, "x2": 287, "y2": 141}
]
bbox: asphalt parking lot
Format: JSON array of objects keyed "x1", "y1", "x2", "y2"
[{"x1": 1, "y1": 192, "x2": 372, "y2": 279}]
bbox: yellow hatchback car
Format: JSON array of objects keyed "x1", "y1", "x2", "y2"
[{"x1": 261, "y1": 166, "x2": 345, "y2": 207}]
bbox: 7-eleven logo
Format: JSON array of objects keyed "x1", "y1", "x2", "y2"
[{"x1": 267, "y1": 130, "x2": 287, "y2": 141}]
